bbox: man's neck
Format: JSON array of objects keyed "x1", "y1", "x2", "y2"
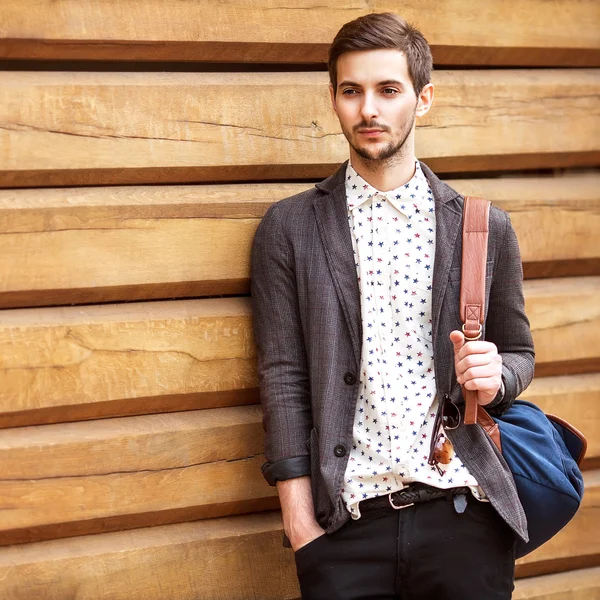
[{"x1": 349, "y1": 150, "x2": 417, "y2": 192}]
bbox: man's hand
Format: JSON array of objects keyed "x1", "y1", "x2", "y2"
[
  {"x1": 450, "y1": 330, "x2": 502, "y2": 407},
  {"x1": 289, "y1": 520, "x2": 327, "y2": 552},
  {"x1": 276, "y1": 476, "x2": 326, "y2": 552}
]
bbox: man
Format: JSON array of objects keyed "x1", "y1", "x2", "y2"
[{"x1": 252, "y1": 12, "x2": 534, "y2": 600}]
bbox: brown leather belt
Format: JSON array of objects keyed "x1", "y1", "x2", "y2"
[{"x1": 359, "y1": 483, "x2": 472, "y2": 514}]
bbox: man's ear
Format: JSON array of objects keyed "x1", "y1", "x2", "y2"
[
  {"x1": 415, "y1": 82, "x2": 434, "y2": 118},
  {"x1": 329, "y1": 83, "x2": 338, "y2": 114}
]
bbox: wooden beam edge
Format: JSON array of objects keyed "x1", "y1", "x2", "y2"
[
  {"x1": 0, "y1": 152, "x2": 598, "y2": 188},
  {"x1": 0, "y1": 40, "x2": 598, "y2": 67}
]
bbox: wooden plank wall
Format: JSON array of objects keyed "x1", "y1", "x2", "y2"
[{"x1": 0, "y1": 1, "x2": 599, "y2": 598}]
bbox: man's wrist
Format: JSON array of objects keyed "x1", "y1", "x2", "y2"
[
  {"x1": 276, "y1": 476, "x2": 323, "y2": 550},
  {"x1": 485, "y1": 378, "x2": 505, "y2": 408},
  {"x1": 286, "y1": 520, "x2": 326, "y2": 551}
]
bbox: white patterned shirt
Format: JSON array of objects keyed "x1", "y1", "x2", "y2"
[{"x1": 341, "y1": 161, "x2": 483, "y2": 519}]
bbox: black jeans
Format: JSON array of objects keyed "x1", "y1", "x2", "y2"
[{"x1": 294, "y1": 494, "x2": 516, "y2": 600}]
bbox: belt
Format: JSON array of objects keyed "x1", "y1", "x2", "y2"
[{"x1": 359, "y1": 484, "x2": 472, "y2": 514}]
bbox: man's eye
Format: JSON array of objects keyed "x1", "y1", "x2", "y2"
[
  {"x1": 382, "y1": 88, "x2": 398, "y2": 95},
  {"x1": 342, "y1": 89, "x2": 358, "y2": 95}
]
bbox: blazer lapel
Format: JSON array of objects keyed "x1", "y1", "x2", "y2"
[
  {"x1": 313, "y1": 163, "x2": 362, "y2": 366},
  {"x1": 311, "y1": 161, "x2": 462, "y2": 370},
  {"x1": 420, "y1": 162, "x2": 463, "y2": 351}
]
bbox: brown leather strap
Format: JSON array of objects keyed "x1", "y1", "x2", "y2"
[
  {"x1": 546, "y1": 414, "x2": 587, "y2": 466},
  {"x1": 459, "y1": 199, "x2": 586, "y2": 460},
  {"x1": 460, "y1": 196, "x2": 491, "y2": 425},
  {"x1": 477, "y1": 406, "x2": 502, "y2": 453}
]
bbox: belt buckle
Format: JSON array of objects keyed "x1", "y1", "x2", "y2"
[{"x1": 389, "y1": 492, "x2": 414, "y2": 511}]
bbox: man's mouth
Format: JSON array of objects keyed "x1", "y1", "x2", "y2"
[{"x1": 357, "y1": 129, "x2": 385, "y2": 136}]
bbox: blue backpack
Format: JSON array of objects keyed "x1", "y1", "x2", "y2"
[{"x1": 493, "y1": 400, "x2": 586, "y2": 557}]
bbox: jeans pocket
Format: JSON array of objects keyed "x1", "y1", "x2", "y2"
[{"x1": 294, "y1": 532, "x2": 328, "y2": 569}]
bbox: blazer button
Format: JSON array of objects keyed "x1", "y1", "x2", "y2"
[
  {"x1": 334, "y1": 444, "x2": 347, "y2": 457},
  {"x1": 344, "y1": 372, "x2": 356, "y2": 385}
]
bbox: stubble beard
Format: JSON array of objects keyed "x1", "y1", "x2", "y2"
[{"x1": 344, "y1": 108, "x2": 416, "y2": 171}]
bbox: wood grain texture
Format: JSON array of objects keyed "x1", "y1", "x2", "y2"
[
  {"x1": 451, "y1": 173, "x2": 600, "y2": 264},
  {"x1": 1, "y1": 0, "x2": 598, "y2": 65},
  {"x1": 0, "y1": 174, "x2": 598, "y2": 308},
  {"x1": 0, "y1": 406, "x2": 269, "y2": 544},
  {"x1": 0, "y1": 400, "x2": 596, "y2": 545},
  {"x1": 1, "y1": 281, "x2": 599, "y2": 426},
  {"x1": 513, "y1": 568, "x2": 600, "y2": 600},
  {"x1": 0, "y1": 298, "x2": 257, "y2": 427},
  {"x1": 0, "y1": 451, "x2": 277, "y2": 545},
  {"x1": 524, "y1": 277, "x2": 600, "y2": 368},
  {"x1": 0, "y1": 378, "x2": 597, "y2": 479},
  {"x1": 1, "y1": 70, "x2": 598, "y2": 187},
  {"x1": 0, "y1": 405, "x2": 264, "y2": 479},
  {"x1": 0, "y1": 480, "x2": 597, "y2": 599},
  {"x1": 0, "y1": 512, "x2": 298, "y2": 600},
  {"x1": 0, "y1": 183, "x2": 281, "y2": 308}
]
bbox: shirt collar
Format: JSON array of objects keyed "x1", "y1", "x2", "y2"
[{"x1": 345, "y1": 160, "x2": 429, "y2": 215}]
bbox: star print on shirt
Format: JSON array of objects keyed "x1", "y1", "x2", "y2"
[{"x1": 342, "y1": 161, "x2": 481, "y2": 519}]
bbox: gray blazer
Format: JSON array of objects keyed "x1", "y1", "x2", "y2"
[{"x1": 251, "y1": 161, "x2": 535, "y2": 542}]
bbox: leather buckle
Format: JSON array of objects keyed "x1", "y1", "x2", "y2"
[
  {"x1": 389, "y1": 492, "x2": 414, "y2": 511},
  {"x1": 462, "y1": 323, "x2": 482, "y2": 341}
]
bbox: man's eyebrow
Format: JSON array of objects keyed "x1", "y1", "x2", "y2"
[
  {"x1": 337, "y1": 79, "x2": 405, "y2": 88},
  {"x1": 378, "y1": 80, "x2": 405, "y2": 88}
]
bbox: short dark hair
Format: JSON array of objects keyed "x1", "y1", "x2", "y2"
[{"x1": 328, "y1": 13, "x2": 433, "y2": 96}]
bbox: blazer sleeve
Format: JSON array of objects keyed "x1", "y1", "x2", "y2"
[
  {"x1": 251, "y1": 202, "x2": 312, "y2": 486},
  {"x1": 484, "y1": 211, "x2": 535, "y2": 415}
]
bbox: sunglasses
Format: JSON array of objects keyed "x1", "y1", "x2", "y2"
[{"x1": 427, "y1": 394, "x2": 461, "y2": 476}]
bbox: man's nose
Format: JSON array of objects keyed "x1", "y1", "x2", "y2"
[{"x1": 360, "y1": 93, "x2": 379, "y2": 121}]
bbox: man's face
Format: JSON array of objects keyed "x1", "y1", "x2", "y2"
[{"x1": 330, "y1": 49, "x2": 423, "y2": 163}]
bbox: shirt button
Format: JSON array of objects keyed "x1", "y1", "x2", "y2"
[
  {"x1": 344, "y1": 372, "x2": 357, "y2": 385},
  {"x1": 334, "y1": 444, "x2": 347, "y2": 457}
]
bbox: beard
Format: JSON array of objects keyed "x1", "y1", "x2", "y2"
[{"x1": 343, "y1": 106, "x2": 417, "y2": 166}]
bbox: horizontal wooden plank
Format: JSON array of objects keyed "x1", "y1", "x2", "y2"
[
  {"x1": 0, "y1": 406, "x2": 264, "y2": 479},
  {"x1": 452, "y1": 173, "x2": 600, "y2": 275},
  {"x1": 525, "y1": 277, "x2": 600, "y2": 376},
  {"x1": 0, "y1": 381, "x2": 597, "y2": 482},
  {"x1": 1, "y1": 280, "x2": 598, "y2": 426},
  {"x1": 0, "y1": 470, "x2": 597, "y2": 599},
  {"x1": 0, "y1": 183, "x2": 275, "y2": 308},
  {"x1": 0, "y1": 298, "x2": 258, "y2": 427},
  {"x1": 0, "y1": 450, "x2": 277, "y2": 545},
  {"x1": 522, "y1": 374, "x2": 600, "y2": 462},
  {"x1": 0, "y1": 512, "x2": 299, "y2": 600},
  {"x1": 513, "y1": 568, "x2": 600, "y2": 600},
  {"x1": 1, "y1": 0, "x2": 598, "y2": 66},
  {"x1": 1, "y1": 70, "x2": 598, "y2": 187},
  {"x1": 0, "y1": 173, "x2": 598, "y2": 308},
  {"x1": 0, "y1": 406, "x2": 267, "y2": 543},
  {"x1": 0, "y1": 400, "x2": 596, "y2": 545}
]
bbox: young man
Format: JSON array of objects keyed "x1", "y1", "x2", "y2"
[{"x1": 252, "y1": 13, "x2": 534, "y2": 600}]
